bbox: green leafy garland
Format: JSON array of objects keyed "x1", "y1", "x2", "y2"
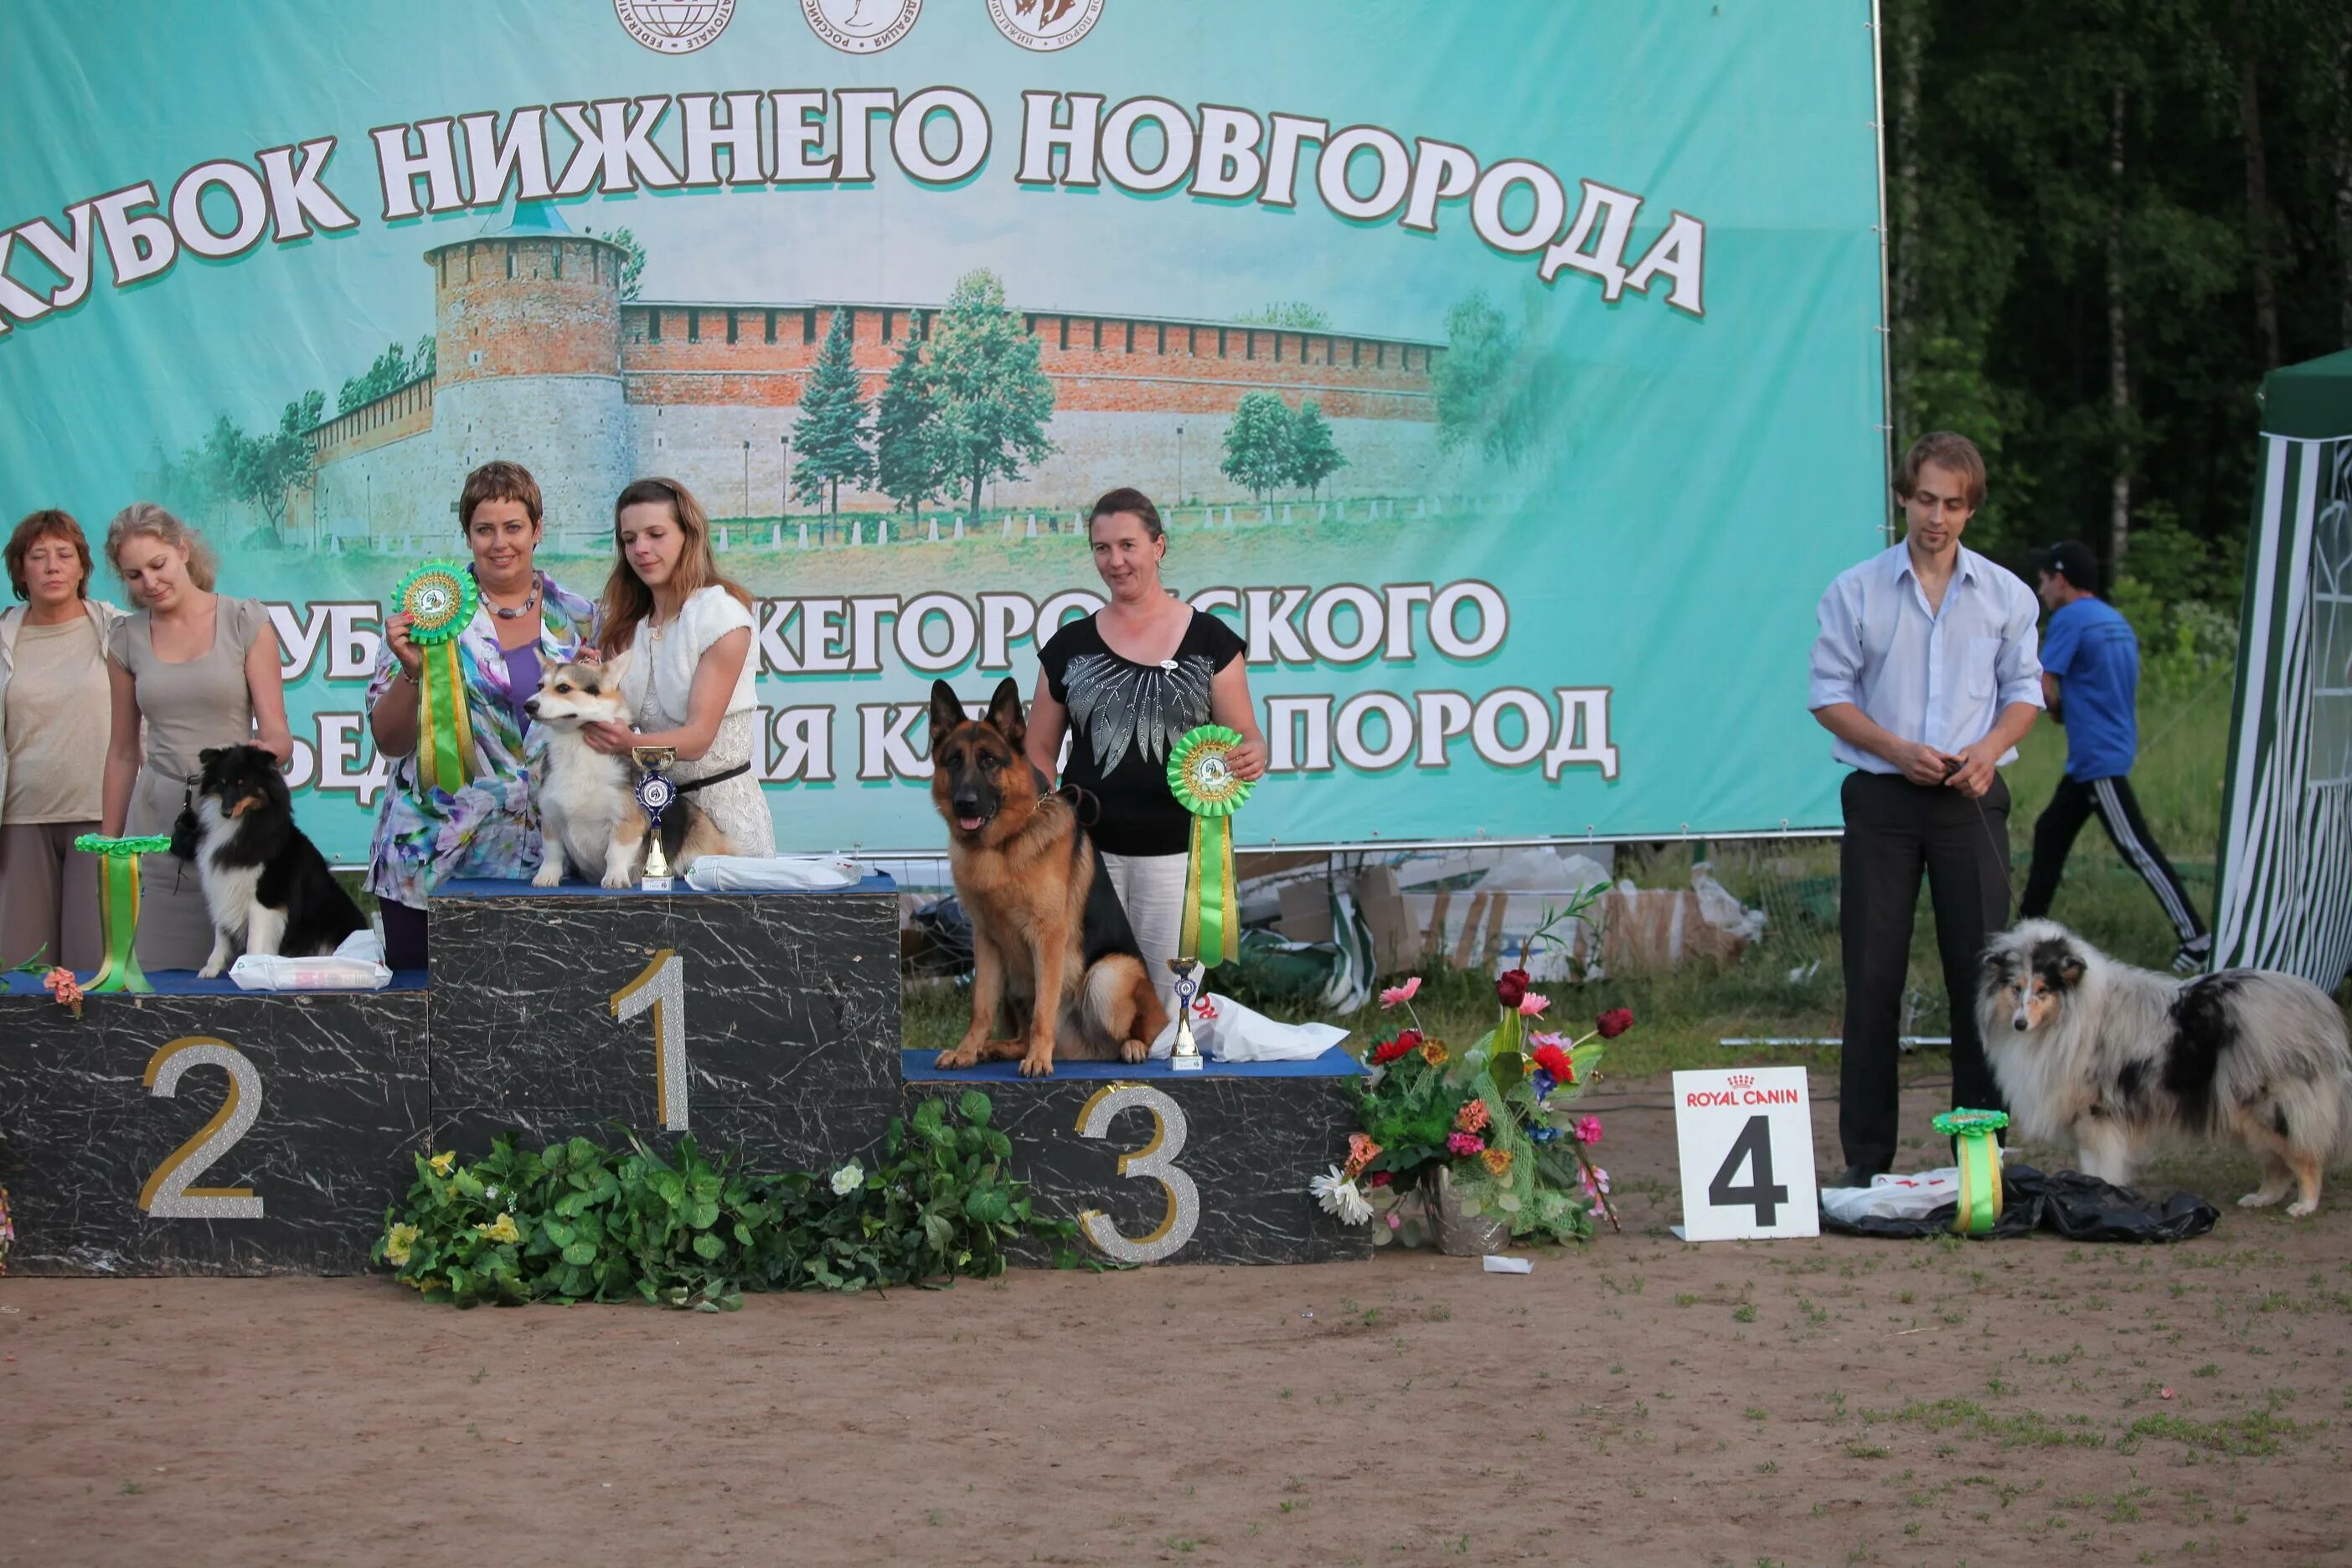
[{"x1": 376, "y1": 1091, "x2": 1072, "y2": 1309}]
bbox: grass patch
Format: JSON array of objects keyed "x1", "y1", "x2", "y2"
[
  {"x1": 2122, "y1": 1411, "x2": 2303, "y2": 1457},
  {"x1": 1867, "y1": 1397, "x2": 2105, "y2": 1451}
]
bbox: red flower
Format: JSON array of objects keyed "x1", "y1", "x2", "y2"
[
  {"x1": 1395, "y1": 1028, "x2": 1423, "y2": 1052},
  {"x1": 1370, "y1": 1036, "x2": 1413, "y2": 1066},
  {"x1": 1533, "y1": 1043, "x2": 1575, "y2": 1081},
  {"x1": 1495, "y1": 969, "x2": 1530, "y2": 1008},
  {"x1": 1596, "y1": 1007, "x2": 1635, "y2": 1039},
  {"x1": 1368, "y1": 1170, "x2": 1393, "y2": 1189}
]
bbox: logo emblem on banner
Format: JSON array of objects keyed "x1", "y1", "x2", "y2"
[
  {"x1": 987, "y1": 0, "x2": 1104, "y2": 51},
  {"x1": 613, "y1": 0, "x2": 735, "y2": 53},
  {"x1": 802, "y1": 0, "x2": 923, "y2": 53}
]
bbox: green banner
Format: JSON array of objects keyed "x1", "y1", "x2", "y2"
[{"x1": 0, "y1": 1, "x2": 1885, "y2": 859}]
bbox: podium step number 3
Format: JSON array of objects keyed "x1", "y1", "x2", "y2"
[
  {"x1": 1672, "y1": 1066, "x2": 1819, "y2": 1241},
  {"x1": 611, "y1": 949, "x2": 691, "y2": 1132}
]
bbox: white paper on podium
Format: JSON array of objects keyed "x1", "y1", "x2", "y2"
[{"x1": 683, "y1": 854, "x2": 863, "y2": 891}]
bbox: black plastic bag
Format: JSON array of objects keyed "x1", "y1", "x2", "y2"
[{"x1": 1821, "y1": 1163, "x2": 2220, "y2": 1242}]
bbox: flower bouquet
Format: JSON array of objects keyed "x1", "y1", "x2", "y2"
[{"x1": 1323, "y1": 898, "x2": 1635, "y2": 1248}]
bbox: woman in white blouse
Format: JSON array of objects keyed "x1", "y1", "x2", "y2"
[{"x1": 586, "y1": 477, "x2": 774, "y2": 854}]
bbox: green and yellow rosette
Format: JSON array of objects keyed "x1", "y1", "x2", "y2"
[
  {"x1": 1933, "y1": 1108, "x2": 2010, "y2": 1236},
  {"x1": 72, "y1": 833, "x2": 170, "y2": 993},
  {"x1": 392, "y1": 562, "x2": 480, "y2": 795},
  {"x1": 1168, "y1": 725, "x2": 1254, "y2": 968}
]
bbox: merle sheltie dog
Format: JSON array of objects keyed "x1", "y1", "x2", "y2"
[
  {"x1": 1978, "y1": 920, "x2": 2352, "y2": 1216},
  {"x1": 192, "y1": 744, "x2": 365, "y2": 977}
]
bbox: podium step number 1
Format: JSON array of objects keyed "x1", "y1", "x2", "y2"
[{"x1": 1672, "y1": 1066, "x2": 1820, "y2": 1241}]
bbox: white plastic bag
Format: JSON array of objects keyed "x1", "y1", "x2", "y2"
[
  {"x1": 228, "y1": 927, "x2": 393, "y2": 991},
  {"x1": 683, "y1": 854, "x2": 863, "y2": 891},
  {"x1": 1818, "y1": 1166, "x2": 1974, "y2": 1225},
  {"x1": 1147, "y1": 987, "x2": 1349, "y2": 1062}
]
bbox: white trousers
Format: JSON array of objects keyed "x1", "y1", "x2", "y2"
[{"x1": 1100, "y1": 850, "x2": 1189, "y2": 1013}]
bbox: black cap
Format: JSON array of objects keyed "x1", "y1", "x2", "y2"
[{"x1": 2030, "y1": 540, "x2": 2101, "y2": 593}]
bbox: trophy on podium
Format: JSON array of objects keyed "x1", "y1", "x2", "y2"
[
  {"x1": 1167, "y1": 957, "x2": 1204, "y2": 1070},
  {"x1": 630, "y1": 745, "x2": 679, "y2": 890}
]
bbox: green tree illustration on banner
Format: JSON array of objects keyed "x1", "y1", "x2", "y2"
[
  {"x1": 590, "y1": 226, "x2": 647, "y2": 301},
  {"x1": 1234, "y1": 301, "x2": 1332, "y2": 329},
  {"x1": 874, "y1": 312, "x2": 946, "y2": 523},
  {"x1": 1287, "y1": 398, "x2": 1347, "y2": 498},
  {"x1": 1432, "y1": 291, "x2": 1550, "y2": 469},
  {"x1": 792, "y1": 309, "x2": 874, "y2": 521},
  {"x1": 1221, "y1": 392, "x2": 1295, "y2": 502},
  {"x1": 927, "y1": 269, "x2": 1055, "y2": 524},
  {"x1": 239, "y1": 391, "x2": 325, "y2": 543}
]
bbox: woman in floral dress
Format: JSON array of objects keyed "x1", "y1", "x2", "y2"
[{"x1": 365, "y1": 462, "x2": 595, "y2": 967}]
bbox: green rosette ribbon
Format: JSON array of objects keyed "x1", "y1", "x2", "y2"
[
  {"x1": 1168, "y1": 725, "x2": 1254, "y2": 968},
  {"x1": 72, "y1": 833, "x2": 169, "y2": 993},
  {"x1": 392, "y1": 562, "x2": 480, "y2": 796},
  {"x1": 1932, "y1": 1108, "x2": 2010, "y2": 1235}
]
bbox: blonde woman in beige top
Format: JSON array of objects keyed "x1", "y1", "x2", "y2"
[
  {"x1": 0, "y1": 510, "x2": 126, "y2": 972},
  {"x1": 100, "y1": 504, "x2": 292, "y2": 973}
]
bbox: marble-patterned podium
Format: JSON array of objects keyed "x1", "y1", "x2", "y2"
[
  {"x1": 0, "y1": 973, "x2": 428, "y2": 1275},
  {"x1": 900, "y1": 1050, "x2": 1375, "y2": 1266},
  {"x1": 426, "y1": 877, "x2": 902, "y2": 1174}
]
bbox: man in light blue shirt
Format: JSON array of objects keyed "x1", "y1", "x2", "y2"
[{"x1": 1808, "y1": 432, "x2": 2043, "y2": 1187}]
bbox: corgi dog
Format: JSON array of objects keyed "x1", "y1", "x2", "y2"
[{"x1": 525, "y1": 659, "x2": 730, "y2": 890}]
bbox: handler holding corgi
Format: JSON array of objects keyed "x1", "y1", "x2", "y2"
[{"x1": 1808, "y1": 432, "x2": 2043, "y2": 1188}]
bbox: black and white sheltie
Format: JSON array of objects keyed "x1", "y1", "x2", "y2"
[
  {"x1": 192, "y1": 744, "x2": 366, "y2": 977},
  {"x1": 1978, "y1": 920, "x2": 2352, "y2": 1216}
]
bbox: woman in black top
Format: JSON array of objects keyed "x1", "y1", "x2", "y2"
[{"x1": 1026, "y1": 487, "x2": 1267, "y2": 1009}]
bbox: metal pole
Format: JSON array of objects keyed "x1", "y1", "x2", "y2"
[{"x1": 742, "y1": 439, "x2": 750, "y2": 519}]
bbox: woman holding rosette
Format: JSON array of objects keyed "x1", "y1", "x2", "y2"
[
  {"x1": 367, "y1": 462, "x2": 596, "y2": 967},
  {"x1": 1025, "y1": 487, "x2": 1266, "y2": 1011}
]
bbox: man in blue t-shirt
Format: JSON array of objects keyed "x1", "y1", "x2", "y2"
[{"x1": 2018, "y1": 540, "x2": 2211, "y2": 971}]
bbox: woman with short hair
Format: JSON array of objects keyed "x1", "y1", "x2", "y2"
[
  {"x1": 366, "y1": 461, "x2": 596, "y2": 966},
  {"x1": 0, "y1": 510, "x2": 126, "y2": 972},
  {"x1": 100, "y1": 503, "x2": 294, "y2": 972},
  {"x1": 584, "y1": 477, "x2": 773, "y2": 855},
  {"x1": 1024, "y1": 487, "x2": 1267, "y2": 1010}
]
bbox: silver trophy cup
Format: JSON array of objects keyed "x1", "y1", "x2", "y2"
[
  {"x1": 630, "y1": 745, "x2": 679, "y2": 890},
  {"x1": 1168, "y1": 957, "x2": 1204, "y2": 1070}
]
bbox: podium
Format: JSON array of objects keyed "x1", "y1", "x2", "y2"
[{"x1": 2, "y1": 874, "x2": 1373, "y2": 1273}]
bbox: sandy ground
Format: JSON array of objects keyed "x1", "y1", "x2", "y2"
[{"x1": 5, "y1": 1066, "x2": 2348, "y2": 1568}]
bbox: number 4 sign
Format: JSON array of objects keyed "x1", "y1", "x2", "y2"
[{"x1": 1672, "y1": 1066, "x2": 1821, "y2": 1241}]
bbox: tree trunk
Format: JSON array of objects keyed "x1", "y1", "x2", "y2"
[
  {"x1": 1890, "y1": 0, "x2": 1924, "y2": 441},
  {"x1": 2236, "y1": 0, "x2": 2282, "y2": 369},
  {"x1": 2107, "y1": 80, "x2": 2133, "y2": 571},
  {"x1": 969, "y1": 467, "x2": 984, "y2": 527}
]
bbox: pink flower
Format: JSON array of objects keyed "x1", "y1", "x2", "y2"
[
  {"x1": 1446, "y1": 1132, "x2": 1486, "y2": 1158},
  {"x1": 1379, "y1": 977, "x2": 1421, "y2": 1008},
  {"x1": 1580, "y1": 1164, "x2": 1612, "y2": 1198},
  {"x1": 1519, "y1": 992, "x2": 1550, "y2": 1018},
  {"x1": 1575, "y1": 1117, "x2": 1604, "y2": 1146},
  {"x1": 1385, "y1": 1211, "x2": 1402, "y2": 1231}
]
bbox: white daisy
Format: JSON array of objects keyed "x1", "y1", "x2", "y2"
[{"x1": 1309, "y1": 1165, "x2": 1374, "y2": 1225}]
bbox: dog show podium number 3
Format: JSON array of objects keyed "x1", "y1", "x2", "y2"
[{"x1": 1672, "y1": 1066, "x2": 1819, "y2": 1241}]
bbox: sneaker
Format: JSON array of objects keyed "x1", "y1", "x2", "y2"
[{"x1": 2171, "y1": 937, "x2": 2212, "y2": 975}]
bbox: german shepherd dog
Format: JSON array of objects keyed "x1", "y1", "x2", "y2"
[
  {"x1": 927, "y1": 677, "x2": 1168, "y2": 1076},
  {"x1": 1978, "y1": 920, "x2": 2352, "y2": 1215}
]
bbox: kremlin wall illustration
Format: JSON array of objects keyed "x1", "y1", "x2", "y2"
[{"x1": 289, "y1": 204, "x2": 1449, "y2": 559}]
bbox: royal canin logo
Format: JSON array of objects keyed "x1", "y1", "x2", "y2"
[{"x1": 1728, "y1": 1073, "x2": 1756, "y2": 1090}]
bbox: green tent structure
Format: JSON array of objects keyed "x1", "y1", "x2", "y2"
[{"x1": 2214, "y1": 350, "x2": 2352, "y2": 985}]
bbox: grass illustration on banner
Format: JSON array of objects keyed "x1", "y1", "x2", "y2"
[
  {"x1": 70, "y1": 833, "x2": 170, "y2": 993},
  {"x1": 392, "y1": 562, "x2": 479, "y2": 795},
  {"x1": 1935, "y1": 1108, "x2": 2010, "y2": 1235},
  {"x1": 1168, "y1": 724, "x2": 1253, "y2": 967}
]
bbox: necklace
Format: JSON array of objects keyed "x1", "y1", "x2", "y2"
[{"x1": 484, "y1": 574, "x2": 540, "y2": 621}]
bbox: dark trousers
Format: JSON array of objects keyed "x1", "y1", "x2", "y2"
[
  {"x1": 380, "y1": 899, "x2": 428, "y2": 971},
  {"x1": 1839, "y1": 771, "x2": 2011, "y2": 1173},
  {"x1": 2018, "y1": 773, "x2": 2206, "y2": 946}
]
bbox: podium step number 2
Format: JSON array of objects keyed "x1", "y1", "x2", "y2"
[
  {"x1": 611, "y1": 948, "x2": 691, "y2": 1132},
  {"x1": 1672, "y1": 1066, "x2": 1819, "y2": 1241},
  {"x1": 138, "y1": 1038, "x2": 266, "y2": 1220}
]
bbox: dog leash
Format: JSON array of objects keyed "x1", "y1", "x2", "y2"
[
  {"x1": 1946, "y1": 756, "x2": 2018, "y2": 922},
  {"x1": 673, "y1": 762, "x2": 750, "y2": 794}
]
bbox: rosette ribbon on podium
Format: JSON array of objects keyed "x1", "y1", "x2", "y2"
[
  {"x1": 392, "y1": 563, "x2": 480, "y2": 795},
  {"x1": 73, "y1": 833, "x2": 170, "y2": 993},
  {"x1": 1932, "y1": 1108, "x2": 2009, "y2": 1235},
  {"x1": 1168, "y1": 725, "x2": 1254, "y2": 968}
]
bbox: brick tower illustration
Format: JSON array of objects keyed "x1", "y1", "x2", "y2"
[{"x1": 423, "y1": 203, "x2": 632, "y2": 544}]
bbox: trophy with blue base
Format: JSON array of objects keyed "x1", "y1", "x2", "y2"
[
  {"x1": 1168, "y1": 957, "x2": 1204, "y2": 1071},
  {"x1": 631, "y1": 745, "x2": 678, "y2": 890}
]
